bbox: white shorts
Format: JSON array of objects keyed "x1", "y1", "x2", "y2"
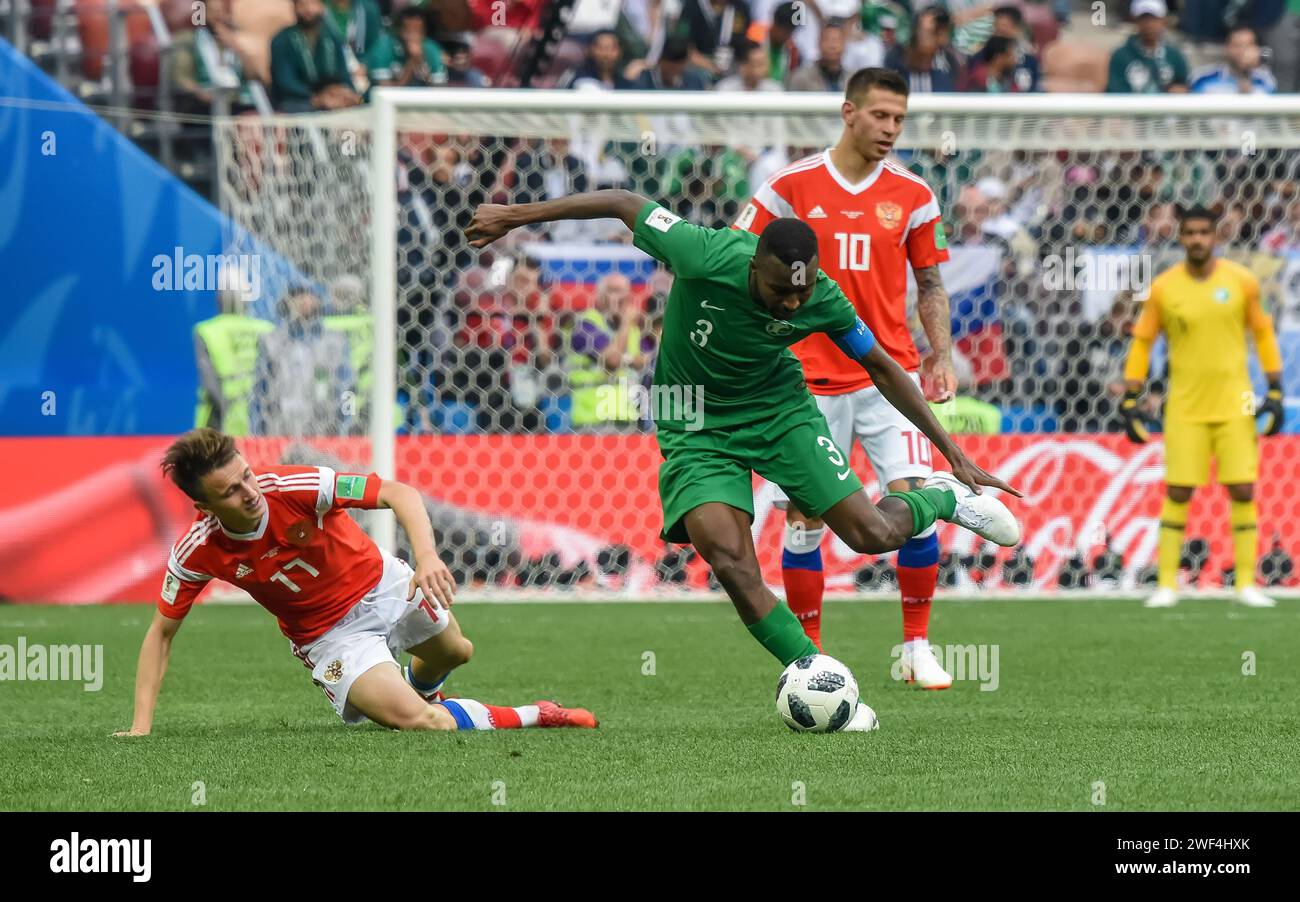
[
  {"x1": 774, "y1": 373, "x2": 934, "y2": 506},
  {"x1": 290, "y1": 551, "x2": 449, "y2": 724}
]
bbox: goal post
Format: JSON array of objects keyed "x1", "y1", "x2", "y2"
[
  {"x1": 370, "y1": 91, "x2": 399, "y2": 555},
  {"x1": 216, "y1": 90, "x2": 1300, "y2": 596}
]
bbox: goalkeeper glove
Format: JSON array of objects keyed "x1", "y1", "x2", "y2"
[
  {"x1": 1120, "y1": 390, "x2": 1149, "y2": 444},
  {"x1": 1258, "y1": 385, "x2": 1285, "y2": 437}
]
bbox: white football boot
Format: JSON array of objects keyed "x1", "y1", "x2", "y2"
[
  {"x1": 1143, "y1": 587, "x2": 1179, "y2": 608},
  {"x1": 1235, "y1": 586, "x2": 1277, "y2": 608},
  {"x1": 840, "y1": 702, "x2": 880, "y2": 732},
  {"x1": 900, "y1": 641, "x2": 953, "y2": 690},
  {"x1": 924, "y1": 471, "x2": 1020, "y2": 547}
]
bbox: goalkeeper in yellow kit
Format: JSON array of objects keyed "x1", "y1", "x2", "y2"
[{"x1": 1122, "y1": 205, "x2": 1285, "y2": 608}]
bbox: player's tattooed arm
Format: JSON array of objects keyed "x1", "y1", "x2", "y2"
[
  {"x1": 466, "y1": 190, "x2": 649, "y2": 248},
  {"x1": 378, "y1": 481, "x2": 457, "y2": 608},
  {"x1": 914, "y1": 265, "x2": 957, "y2": 403},
  {"x1": 860, "y1": 344, "x2": 1021, "y2": 497}
]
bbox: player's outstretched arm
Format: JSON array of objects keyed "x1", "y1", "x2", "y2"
[
  {"x1": 113, "y1": 610, "x2": 183, "y2": 737},
  {"x1": 377, "y1": 480, "x2": 457, "y2": 608},
  {"x1": 465, "y1": 189, "x2": 648, "y2": 248},
  {"x1": 858, "y1": 343, "x2": 1021, "y2": 497}
]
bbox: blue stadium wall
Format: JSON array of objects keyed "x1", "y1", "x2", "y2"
[{"x1": 0, "y1": 38, "x2": 300, "y2": 436}]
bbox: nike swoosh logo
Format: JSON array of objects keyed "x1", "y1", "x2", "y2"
[
  {"x1": 837, "y1": 469, "x2": 851, "y2": 481},
  {"x1": 700, "y1": 300, "x2": 724, "y2": 311}
]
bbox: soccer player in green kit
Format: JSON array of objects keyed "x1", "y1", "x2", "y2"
[{"x1": 468, "y1": 190, "x2": 1020, "y2": 729}]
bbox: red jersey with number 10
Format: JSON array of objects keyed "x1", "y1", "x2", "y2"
[
  {"x1": 737, "y1": 150, "x2": 949, "y2": 394},
  {"x1": 158, "y1": 466, "x2": 384, "y2": 645}
]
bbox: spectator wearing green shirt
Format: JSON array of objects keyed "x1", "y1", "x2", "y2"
[
  {"x1": 325, "y1": 0, "x2": 384, "y2": 59},
  {"x1": 366, "y1": 8, "x2": 448, "y2": 88},
  {"x1": 270, "y1": 0, "x2": 361, "y2": 112},
  {"x1": 944, "y1": 0, "x2": 996, "y2": 56},
  {"x1": 861, "y1": 1, "x2": 911, "y2": 49},
  {"x1": 171, "y1": 0, "x2": 257, "y2": 114},
  {"x1": 1105, "y1": 0, "x2": 1189, "y2": 94},
  {"x1": 763, "y1": 3, "x2": 802, "y2": 85}
]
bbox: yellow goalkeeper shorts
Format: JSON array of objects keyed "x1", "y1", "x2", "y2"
[{"x1": 1163, "y1": 416, "x2": 1258, "y2": 487}]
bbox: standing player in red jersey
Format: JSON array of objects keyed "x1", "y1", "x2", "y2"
[
  {"x1": 114, "y1": 429, "x2": 596, "y2": 734},
  {"x1": 736, "y1": 68, "x2": 960, "y2": 689}
]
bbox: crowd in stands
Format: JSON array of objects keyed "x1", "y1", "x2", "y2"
[
  {"x1": 151, "y1": 0, "x2": 1299, "y2": 117},
  {"x1": 83, "y1": 1, "x2": 1294, "y2": 437}
]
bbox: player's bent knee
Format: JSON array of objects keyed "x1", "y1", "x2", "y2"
[{"x1": 453, "y1": 636, "x2": 474, "y2": 667}]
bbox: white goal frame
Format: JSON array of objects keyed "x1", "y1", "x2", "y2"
[{"x1": 366, "y1": 89, "x2": 1300, "y2": 556}]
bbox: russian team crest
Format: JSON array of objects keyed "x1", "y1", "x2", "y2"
[
  {"x1": 323, "y1": 660, "x2": 344, "y2": 684},
  {"x1": 286, "y1": 518, "x2": 317, "y2": 547},
  {"x1": 876, "y1": 201, "x2": 903, "y2": 230}
]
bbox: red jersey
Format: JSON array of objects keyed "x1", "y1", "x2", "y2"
[
  {"x1": 737, "y1": 150, "x2": 949, "y2": 393},
  {"x1": 159, "y1": 466, "x2": 385, "y2": 645}
]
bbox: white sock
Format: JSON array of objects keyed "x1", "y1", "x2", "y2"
[{"x1": 783, "y1": 523, "x2": 826, "y2": 554}]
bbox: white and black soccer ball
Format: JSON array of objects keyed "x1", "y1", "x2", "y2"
[{"x1": 775, "y1": 654, "x2": 860, "y2": 733}]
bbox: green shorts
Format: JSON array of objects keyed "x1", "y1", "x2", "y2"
[{"x1": 656, "y1": 404, "x2": 865, "y2": 544}]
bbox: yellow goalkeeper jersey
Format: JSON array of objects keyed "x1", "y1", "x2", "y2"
[{"x1": 1130, "y1": 258, "x2": 1273, "y2": 423}]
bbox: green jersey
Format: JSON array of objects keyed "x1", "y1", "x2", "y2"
[{"x1": 631, "y1": 201, "x2": 871, "y2": 432}]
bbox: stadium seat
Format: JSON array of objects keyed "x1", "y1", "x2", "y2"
[
  {"x1": 1001, "y1": 406, "x2": 1059, "y2": 434},
  {"x1": 30, "y1": 0, "x2": 58, "y2": 41},
  {"x1": 470, "y1": 30, "x2": 516, "y2": 82},
  {"x1": 1039, "y1": 40, "x2": 1108, "y2": 93},
  {"x1": 433, "y1": 401, "x2": 478, "y2": 435},
  {"x1": 76, "y1": 0, "x2": 152, "y2": 81},
  {"x1": 539, "y1": 394, "x2": 572, "y2": 434},
  {"x1": 158, "y1": 0, "x2": 194, "y2": 31},
  {"x1": 128, "y1": 33, "x2": 159, "y2": 107},
  {"x1": 1021, "y1": 0, "x2": 1060, "y2": 51}
]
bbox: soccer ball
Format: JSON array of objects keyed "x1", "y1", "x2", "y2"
[{"x1": 776, "y1": 654, "x2": 860, "y2": 733}]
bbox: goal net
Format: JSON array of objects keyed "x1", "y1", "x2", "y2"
[{"x1": 213, "y1": 91, "x2": 1300, "y2": 597}]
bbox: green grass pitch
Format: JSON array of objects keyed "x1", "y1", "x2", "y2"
[{"x1": 1, "y1": 599, "x2": 1297, "y2": 811}]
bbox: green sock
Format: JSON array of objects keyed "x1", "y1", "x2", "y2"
[
  {"x1": 885, "y1": 487, "x2": 957, "y2": 536},
  {"x1": 747, "y1": 603, "x2": 818, "y2": 666}
]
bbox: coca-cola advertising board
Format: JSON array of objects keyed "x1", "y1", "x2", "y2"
[{"x1": 1, "y1": 434, "x2": 1294, "y2": 603}]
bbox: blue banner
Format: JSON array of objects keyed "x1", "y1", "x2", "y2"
[{"x1": 0, "y1": 39, "x2": 304, "y2": 436}]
